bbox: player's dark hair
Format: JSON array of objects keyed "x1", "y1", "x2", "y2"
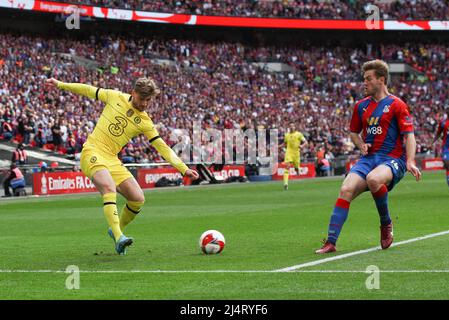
[{"x1": 362, "y1": 59, "x2": 389, "y2": 85}]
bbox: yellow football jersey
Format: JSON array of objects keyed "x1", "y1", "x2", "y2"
[
  {"x1": 284, "y1": 131, "x2": 305, "y2": 153},
  {"x1": 57, "y1": 82, "x2": 188, "y2": 174}
]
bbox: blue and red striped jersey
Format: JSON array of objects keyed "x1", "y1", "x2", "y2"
[
  {"x1": 437, "y1": 118, "x2": 449, "y2": 150},
  {"x1": 349, "y1": 94, "x2": 414, "y2": 159}
]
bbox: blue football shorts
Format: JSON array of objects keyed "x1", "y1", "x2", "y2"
[{"x1": 349, "y1": 154, "x2": 406, "y2": 191}]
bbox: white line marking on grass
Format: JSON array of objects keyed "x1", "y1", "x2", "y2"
[
  {"x1": 275, "y1": 229, "x2": 449, "y2": 272},
  {"x1": 1, "y1": 269, "x2": 449, "y2": 274},
  {"x1": 1, "y1": 230, "x2": 448, "y2": 275}
]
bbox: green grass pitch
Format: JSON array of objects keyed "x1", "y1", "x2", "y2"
[{"x1": 0, "y1": 171, "x2": 448, "y2": 299}]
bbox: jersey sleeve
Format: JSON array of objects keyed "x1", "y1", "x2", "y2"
[
  {"x1": 150, "y1": 138, "x2": 189, "y2": 175},
  {"x1": 299, "y1": 132, "x2": 306, "y2": 142},
  {"x1": 143, "y1": 125, "x2": 160, "y2": 142},
  {"x1": 395, "y1": 100, "x2": 414, "y2": 134},
  {"x1": 349, "y1": 102, "x2": 362, "y2": 133},
  {"x1": 57, "y1": 82, "x2": 119, "y2": 104}
]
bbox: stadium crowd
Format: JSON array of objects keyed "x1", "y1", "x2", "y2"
[
  {"x1": 0, "y1": 32, "x2": 448, "y2": 165},
  {"x1": 58, "y1": 0, "x2": 449, "y2": 20}
]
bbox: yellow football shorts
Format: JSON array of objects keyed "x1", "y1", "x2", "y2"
[
  {"x1": 284, "y1": 151, "x2": 300, "y2": 169},
  {"x1": 80, "y1": 145, "x2": 134, "y2": 186}
]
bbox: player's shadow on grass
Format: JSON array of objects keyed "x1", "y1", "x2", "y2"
[{"x1": 93, "y1": 251, "x2": 120, "y2": 257}]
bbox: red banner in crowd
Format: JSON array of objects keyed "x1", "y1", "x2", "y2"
[
  {"x1": 33, "y1": 172, "x2": 97, "y2": 195},
  {"x1": 1, "y1": 1, "x2": 449, "y2": 30},
  {"x1": 272, "y1": 163, "x2": 315, "y2": 180},
  {"x1": 137, "y1": 167, "x2": 184, "y2": 189},
  {"x1": 137, "y1": 165, "x2": 246, "y2": 188},
  {"x1": 422, "y1": 158, "x2": 444, "y2": 171},
  {"x1": 211, "y1": 165, "x2": 246, "y2": 180}
]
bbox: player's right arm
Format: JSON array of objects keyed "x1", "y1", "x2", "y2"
[
  {"x1": 349, "y1": 102, "x2": 371, "y2": 156},
  {"x1": 279, "y1": 133, "x2": 287, "y2": 149},
  {"x1": 45, "y1": 78, "x2": 114, "y2": 104}
]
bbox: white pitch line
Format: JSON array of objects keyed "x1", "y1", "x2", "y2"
[
  {"x1": 275, "y1": 229, "x2": 449, "y2": 272},
  {"x1": 1, "y1": 230, "x2": 449, "y2": 275},
  {"x1": 1, "y1": 269, "x2": 449, "y2": 274}
]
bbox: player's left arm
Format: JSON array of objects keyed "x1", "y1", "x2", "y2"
[
  {"x1": 404, "y1": 133, "x2": 421, "y2": 181},
  {"x1": 279, "y1": 134, "x2": 286, "y2": 150},
  {"x1": 299, "y1": 135, "x2": 308, "y2": 149},
  {"x1": 146, "y1": 132, "x2": 199, "y2": 180},
  {"x1": 396, "y1": 101, "x2": 421, "y2": 181}
]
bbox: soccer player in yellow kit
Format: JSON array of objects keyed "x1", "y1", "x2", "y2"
[
  {"x1": 45, "y1": 77, "x2": 199, "y2": 255},
  {"x1": 282, "y1": 123, "x2": 308, "y2": 190}
]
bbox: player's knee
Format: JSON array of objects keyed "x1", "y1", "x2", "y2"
[
  {"x1": 128, "y1": 191, "x2": 145, "y2": 204},
  {"x1": 134, "y1": 194, "x2": 145, "y2": 204},
  {"x1": 127, "y1": 198, "x2": 145, "y2": 214},
  {"x1": 101, "y1": 185, "x2": 116, "y2": 195},
  {"x1": 366, "y1": 173, "x2": 382, "y2": 191},
  {"x1": 339, "y1": 184, "x2": 355, "y2": 199}
]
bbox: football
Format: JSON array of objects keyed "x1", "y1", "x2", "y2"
[{"x1": 199, "y1": 230, "x2": 225, "y2": 254}]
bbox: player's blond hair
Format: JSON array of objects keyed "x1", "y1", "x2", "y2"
[
  {"x1": 362, "y1": 59, "x2": 389, "y2": 85},
  {"x1": 134, "y1": 77, "x2": 161, "y2": 98}
]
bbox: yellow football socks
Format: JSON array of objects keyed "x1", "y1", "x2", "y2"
[
  {"x1": 283, "y1": 169, "x2": 289, "y2": 186},
  {"x1": 103, "y1": 192, "x2": 122, "y2": 241},
  {"x1": 120, "y1": 200, "x2": 144, "y2": 230}
]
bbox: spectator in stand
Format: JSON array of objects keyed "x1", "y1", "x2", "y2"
[
  {"x1": 0, "y1": 32, "x2": 448, "y2": 165},
  {"x1": 121, "y1": 143, "x2": 136, "y2": 163},
  {"x1": 11, "y1": 143, "x2": 28, "y2": 165},
  {"x1": 1, "y1": 119, "x2": 13, "y2": 141},
  {"x1": 51, "y1": 120, "x2": 63, "y2": 152},
  {"x1": 34, "y1": 123, "x2": 46, "y2": 148},
  {"x1": 66, "y1": 133, "x2": 77, "y2": 155}
]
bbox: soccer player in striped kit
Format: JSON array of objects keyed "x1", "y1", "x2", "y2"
[
  {"x1": 316, "y1": 60, "x2": 421, "y2": 254},
  {"x1": 430, "y1": 107, "x2": 449, "y2": 188}
]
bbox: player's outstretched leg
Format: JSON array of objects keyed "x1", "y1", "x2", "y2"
[
  {"x1": 103, "y1": 192, "x2": 122, "y2": 241},
  {"x1": 315, "y1": 198, "x2": 349, "y2": 254},
  {"x1": 283, "y1": 163, "x2": 290, "y2": 190},
  {"x1": 92, "y1": 170, "x2": 133, "y2": 255},
  {"x1": 366, "y1": 166, "x2": 395, "y2": 250},
  {"x1": 316, "y1": 173, "x2": 367, "y2": 254},
  {"x1": 120, "y1": 201, "x2": 144, "y2": 230},
  {"x1": 115, "y1": 234, "x2": 134, "y2": 255},
  {"x1": 371, "y1": 184, "x2": 393, "y2": 249},
  {"x1": 103, "y1": 192, "x2": 133, "y2": 254},
  {"x1": 117, "y1": 177, "x2": 146, "y2": 230}
]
